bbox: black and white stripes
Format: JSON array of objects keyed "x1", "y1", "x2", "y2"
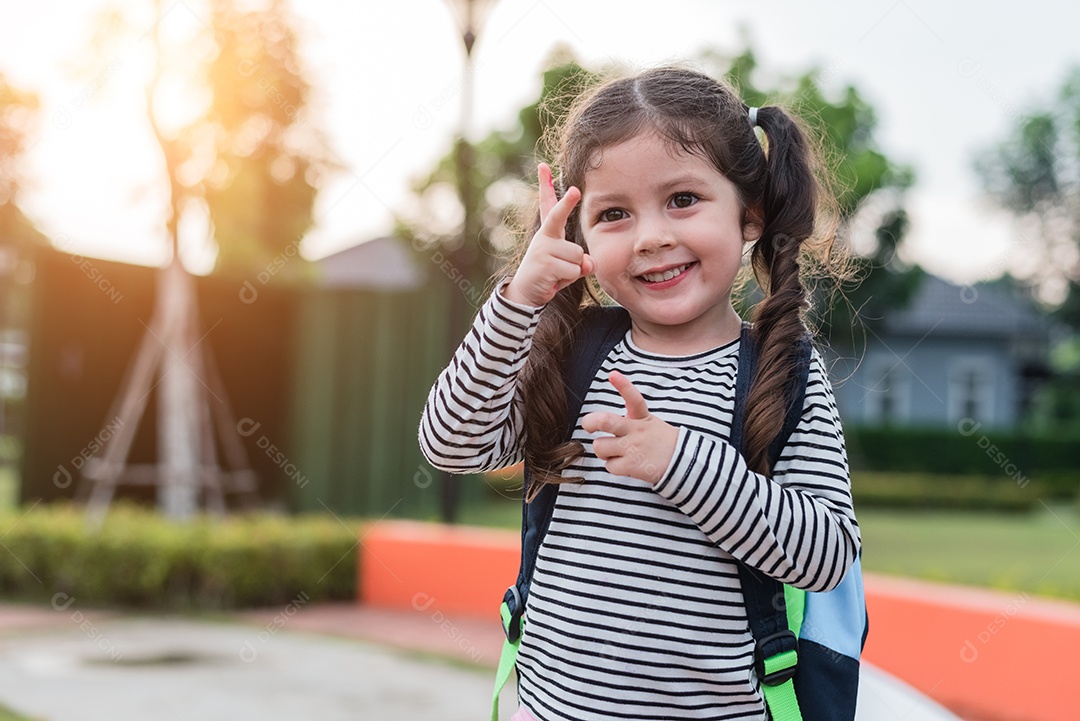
[{"x1": 419, "y1": 286, "x2": 860, "y2": 721}]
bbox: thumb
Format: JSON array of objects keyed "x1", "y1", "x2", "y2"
[{"x1": 580, "y1": 253, "x2": 595, "y2": 277}]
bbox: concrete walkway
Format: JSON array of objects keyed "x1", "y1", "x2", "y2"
[
  {"x1": 0, "y1": 604, "x2": 517, "y2": 720},
  {"x1": 0, "y1": 602, "x2": 962, "y2": 721}
]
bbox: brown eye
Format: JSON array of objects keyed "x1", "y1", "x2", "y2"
[
  {"x1": 671, "y1": 192, "x2": 698, "y2": 209},
  {"x1": 599, "y1": 209, "x2": 627, "y2": 223}
]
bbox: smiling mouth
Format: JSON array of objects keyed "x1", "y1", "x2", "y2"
[{"x1": 638, "y1": 262, "x2": 697, "y2": 283}]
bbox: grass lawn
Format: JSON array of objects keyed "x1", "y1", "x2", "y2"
[
  {"x1": 857, "y1": 504, "x2": 1080, "y2": 600},
  {"x1": 0, "y1": 464, "x2": 17, "y2": 512},
  {"x1": 457, "y1": 496, "x2": 1080, "y2": 602}
]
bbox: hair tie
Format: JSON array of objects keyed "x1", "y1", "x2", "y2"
[{"x1": 748, "y1": 106, "x2": 759, "y2": 128}]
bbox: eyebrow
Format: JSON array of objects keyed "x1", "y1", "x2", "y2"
[{"x1": 583, "y1": 174, "x2": 710, "y2": 207}]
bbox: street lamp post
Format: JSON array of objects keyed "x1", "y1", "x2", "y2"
[{"x1": 440, "y1": 0, "x2": 498, "y2": 524}]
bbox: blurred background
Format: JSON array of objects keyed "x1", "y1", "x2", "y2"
[{"x1": 0, "y1": 1, "x2": 1078, "y2": 720}]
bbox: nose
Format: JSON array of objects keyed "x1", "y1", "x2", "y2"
[{"x1": 634, "y1": 213, "x2": 675, "y2": 255}]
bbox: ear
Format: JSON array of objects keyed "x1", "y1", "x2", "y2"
[{"x1": 742, "y1": 205, "x2": 764, "y2": 243}]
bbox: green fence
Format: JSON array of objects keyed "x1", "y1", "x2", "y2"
[
  {"x1": 20, "y1": 245, "x2": 489, "y2": 520},
  {"x1": 287, "y1": 282, "x2": 465, "y2": 518}
]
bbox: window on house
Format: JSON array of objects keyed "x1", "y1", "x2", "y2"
[
  {"x1": 948, "y1": 359, "x2": 994, "y2": 426},
  {"x1": 864, "y1": 364, "x2": 911, "y2": 425}
]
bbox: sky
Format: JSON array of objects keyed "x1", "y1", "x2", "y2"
[{"x1": 0, "y1": 0, "x2": 1076, "y2": 284}]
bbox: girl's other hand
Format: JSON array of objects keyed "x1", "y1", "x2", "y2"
[
  {"x1": 581, "y1": 371, "x2": 679, "y2": 485},
  {"x1": 503, "y1": 163, "x2": 595, "y2": 308}
]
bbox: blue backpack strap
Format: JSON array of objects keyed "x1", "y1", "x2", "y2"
[
  {"x1": 730, "y1": 325, "x2": 814, "y2": 717},
  {"x1": 501, "y1": 305, "x2": 631, "y2": 641}
]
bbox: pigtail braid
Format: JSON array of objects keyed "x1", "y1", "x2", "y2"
[
  {"x1": 518, "y1": 276, "x2": 589, "y2": 502},
  {"x1": 743, "y1": 105, "x2": 819, "y2": 476}
]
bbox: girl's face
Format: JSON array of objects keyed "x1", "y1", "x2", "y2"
[{"x1": 579, "y1": 131, "x2": 762, "y2": 354}]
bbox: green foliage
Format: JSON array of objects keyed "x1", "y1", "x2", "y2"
[
  {"x1": 715, "y1": 48, "x2": 914, "y2": 217},
  {"x1": 701, "y1": 47, "x2": 922, "y2": 340},
  {"x1": 974, "y1": 65, "x2": 1080, "y2": 319},
  {"x1": 0, "y1": 703, "x2": 31, "y2": 721},
  {"x1": 179, "y1": 0, "x2": 333, "y2": 279},
  {"x1": 0, "y1": 503, "x2": 358, "y2": 609},
  {"x1": 847, "y1": 425, "x2": 1080, "y2": 498},
  {"x1": 79, "y1": 0, "x2": 332, "y2": 280},
  {"x1": 852, "y1": 472, "x2": 1041, "y2": 512},
  {"x1": 1027, "y1": 335, "x2": 1080, "y2": 432}
]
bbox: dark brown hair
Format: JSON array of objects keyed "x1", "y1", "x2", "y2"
[{"x1": 502, "y1": 65, "x2": 840, "y2": 501}]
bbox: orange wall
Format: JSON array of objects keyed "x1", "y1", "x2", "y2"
[
  {"x1": 862, "y1": 575, "x2": 1080, "y2": 721},
  {"x1": 360, "y1": 520, "x2": 519, "y2": 620},
  {"x1": 360, "y1": 521, "x2": 1079, "y2": 721}
]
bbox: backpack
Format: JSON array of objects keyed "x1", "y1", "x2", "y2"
[{"x1": 491, "y1": 305, "x2": 868, "y2": 721}]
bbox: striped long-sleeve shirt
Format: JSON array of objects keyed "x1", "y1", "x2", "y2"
[{"x1": 418, "y1": 284, "x2": 860, "y2": 721}]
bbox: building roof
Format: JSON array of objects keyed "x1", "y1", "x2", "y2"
[
  {"x1": 884, "y1": 274, "x2": 1050, "y2": 340},
  {"x1": 313, "y1": 237, "x2": 425, "y2": 290}
]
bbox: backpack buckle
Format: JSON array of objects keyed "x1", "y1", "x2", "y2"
[
  {"x1": 502, "y1": 586, "x2": 523, "y2": 643},
  {"x1": 754, "y1": 629, "x2": 799, "y2": 686}
]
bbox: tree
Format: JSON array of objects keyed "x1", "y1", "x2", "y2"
[
  {"x1": 975, "y1": 65, "x2": 1080, "y2": 327},
  {"x1": 65, "y1": 0, "x2": 331, "y2": 520},
  {"x1": 701, "y1": 47, "x2": 920, "y2": 341},
  {"x1": 0, "y1": 72, "x2": 47, "y2": 443},
  {"x1": 399, "y1": 44, "x2": 596, "y2": 296},
  {"x1": 176, "y1": 0, "x2": 335, "y2": 279},
  {"x1": 80, "y1": 0, "x2": 332, "y2": 279},
  {"x1": 0, "y1": 73, "x2": 48, "y2": 255}
]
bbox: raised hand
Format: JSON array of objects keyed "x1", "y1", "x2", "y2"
[
  {"x1": 581, "y1": 370, "x2": 679, "y2": 485},
  {"x1": 502, "y1": 163, "x2": 595, "y2": 308}
]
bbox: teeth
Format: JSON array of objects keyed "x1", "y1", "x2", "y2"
[{"x1": 641, "y1": 263, "x2": 690, "y2": 283}]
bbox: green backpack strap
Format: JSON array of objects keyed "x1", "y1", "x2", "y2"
[
  {"x1": 491, "y1": 600, "x2": 521, "y2": 721},
  {"x1": 759, "y1": 585, "x2": 806, "y2": 720},
  {"x1": 730, "y1": 325, "x2": 814, "y2": 721}
]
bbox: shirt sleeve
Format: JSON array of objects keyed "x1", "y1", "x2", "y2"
[
  {"x1": 652, "y1": 349, "x2": 860, "y2": 592},
  {"x1": 418, "y1": 280, "x2": 545, "y2": 474}
]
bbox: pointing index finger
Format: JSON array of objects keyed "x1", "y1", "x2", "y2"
[
  {"x1": 538, "y1": 185, "x2": 580, "y2": 239},
  {"x1": 608, "y1": 370, "x2": 650, "y2": 420},
  {"x1": 538, "y1": 163, "x2": 558, "y2": 223}
]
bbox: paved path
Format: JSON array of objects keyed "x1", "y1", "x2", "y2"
[
  {"x1": 0, "y1": 607, "x2": 518, "y2": 721},
  {"x1": 0, "y1": 602, "x2": 962, "y2": 721}
]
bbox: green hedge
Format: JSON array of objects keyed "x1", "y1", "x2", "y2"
[
  {"x1": 846, "y1": 426, "x2": 1080, "y2": 498},
  {"x1": 851, "y1": 472, "x2": 1044, "y2": 512},
  {"x1": 482, "y1": 462, "x2": 1058, "y2": 511},
  {"x1": 0, "y1": 502, "x2": 359, "y2": 609}
]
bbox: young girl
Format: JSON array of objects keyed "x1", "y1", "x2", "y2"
[{"x1": 419, "y1": 66, "x2": 860, "y2": 721}]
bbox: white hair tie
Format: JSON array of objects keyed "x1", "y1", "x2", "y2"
[{"x1": 748, "y1": 106, "x2": 759, "y2": 127}]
